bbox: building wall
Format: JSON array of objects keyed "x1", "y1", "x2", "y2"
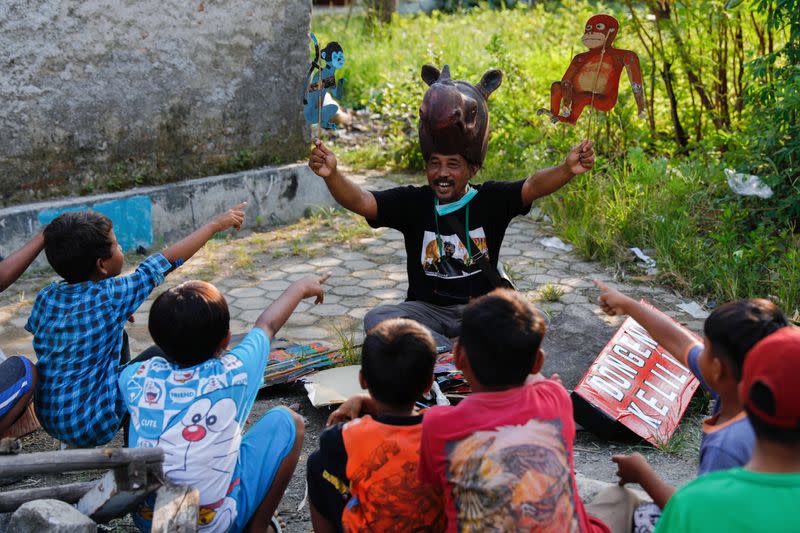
[{"x1": 0, "y1": 0, "x2": 312, "y2": 206}]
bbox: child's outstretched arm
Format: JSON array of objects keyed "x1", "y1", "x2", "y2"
[
  {"x1": 0, "y1": 234, "x2": 44, "y2": 293},
  {"x1": 612, "y1": 453, "x2": 675, "y2": 509},
  {"x1": 162, "y1": 203, "x2": 247, "y2": 264},
  {"x1": 595, "y1": 280, "x2": 698, "y2": 367},
  {"x1": 255, "y1": 273, "x2": 330, "y2": 339}
]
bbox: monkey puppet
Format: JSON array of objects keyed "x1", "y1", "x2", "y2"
[
  {"x1": 538, "y1": 14, "x2": 645, "y2": 125},
  {"x1": 304, "y1": 34, "x2": 346, "y2": 130}
]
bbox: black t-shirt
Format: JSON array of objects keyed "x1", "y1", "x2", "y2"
[{"x1": 368, "y1": 180, "x2": 531, "y2": 306}]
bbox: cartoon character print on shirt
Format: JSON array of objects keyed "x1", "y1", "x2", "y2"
[
  {"x1": 421, "y1": 228, "x2": 488, "y2": 279},
  {"x1": 445, "y1": 419, "x2": 580, "y2": 532},
  {"x1": 158, "y1": 396, "x2": 241, "y2": 532}
]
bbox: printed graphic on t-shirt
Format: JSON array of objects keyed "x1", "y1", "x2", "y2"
[
  {"x1": 445, "y1": 419, "x2": 580, "y2": 532},
  {"x1": 126, "y1": 358, "x2": 250, "y2": 532},
  {"x1": 421, "y1": 228, "x2": 487, "y2": 279},
  {"x1": 344, "y1": 442, "x2": 445, "y2": 532}
]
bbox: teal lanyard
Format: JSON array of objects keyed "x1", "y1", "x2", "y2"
[{"x1": 434, "y1": 203, "x2": 471, "y2": 258}]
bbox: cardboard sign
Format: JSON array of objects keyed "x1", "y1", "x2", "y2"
[{"x1": 572, "y1": 314, "x2": 700, "y2": 446}]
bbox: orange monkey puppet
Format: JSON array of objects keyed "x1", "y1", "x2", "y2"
[{"x1": 538, "y1": 14, "x2": 645, "y2": 125}]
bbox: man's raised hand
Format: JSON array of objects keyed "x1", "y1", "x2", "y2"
[
  {"x1": 565, "y1": 139, "x2": 596, "y2": 175},
  {"x1": 309, "y1": 140, "x2": 338, "y2": 179}
]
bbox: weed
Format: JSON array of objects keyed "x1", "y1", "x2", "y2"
[
  {"x1": 333, "y1": 321, "x2": 362, "y2": 366},
  {"x1": 538, "y1": 283, "x2": 565, "y2": 302},
  {"x1": 501, "y1": 262, "x2": 523, "y2": 285},
  {"x1": 234, "y1": 246, "x2": 253, "y2": 270}
]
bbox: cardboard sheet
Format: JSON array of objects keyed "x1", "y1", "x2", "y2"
[
  {"x1": 303, "y1": 365, "x2": 363, "y2": 407},
  {"x1": 572, "y1": 307, "x2": 700, "y2": 446}
]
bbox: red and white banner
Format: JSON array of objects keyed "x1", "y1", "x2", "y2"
[{"x1": 572, "y1": 312, "x2": 700, "y2": 446}]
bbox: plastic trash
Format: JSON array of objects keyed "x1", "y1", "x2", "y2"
[
  {"x1": 540, "y1": 236, "x2": 574, "y2": 252},
  {"x1": 630, "y1": 247, "x2": 656, "y2": 268},
  {"x1": 725, "y1": 169, "x2": 773, "y2": 199},
  {"x1": 678, "y1": 301, "x2": 710, "y2": 320}
]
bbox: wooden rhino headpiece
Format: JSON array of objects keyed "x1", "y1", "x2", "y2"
[{"x1": 418, "y1": 64, "x2": 503, "y2": 168}]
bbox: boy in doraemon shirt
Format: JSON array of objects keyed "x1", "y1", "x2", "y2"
[{"x1": 120, "y1": 275, "x2": 328, "y2": 532}]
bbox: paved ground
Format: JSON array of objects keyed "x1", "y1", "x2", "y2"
[{"x1": 0, "y1": 169, "x2": 711, "y2": 531}]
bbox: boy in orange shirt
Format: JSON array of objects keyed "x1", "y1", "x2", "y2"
[{"x1": 307, "y1": 318, "x2": 446, "y2": 533}]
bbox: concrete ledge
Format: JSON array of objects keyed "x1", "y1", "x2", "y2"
[{"x1": 0, "y1": 163, "x2": 334, "y2": 260}]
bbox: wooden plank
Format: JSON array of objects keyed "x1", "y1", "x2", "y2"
[
  {"x1": 0, "y1": 481, "x2": 95, "y2": 512},
  {"x1": 151, "y1": 483, "x2": 199, "y2": 533},
  {"x1": 77, "y1": 464, "x2": 163, "y2": 522},
  {"x1": 1, "y1": 402, "x2": 40, "y2": 439},
  {"x1": 0, "y1": 447, "x2": 164, "y2": 479}
]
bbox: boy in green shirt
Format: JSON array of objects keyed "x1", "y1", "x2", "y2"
[{"x1": 655, "y1": 326, "x2": 800, "y2": 533}]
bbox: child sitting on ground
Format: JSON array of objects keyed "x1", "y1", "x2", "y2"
[
  {"x1": 26, "y1": 204, "x2": 245, "y2": 447},
  {"x1": 418, "y1": 289, "x2": 609, "y2": 532},
  {"x1": 655, "y1": 326, "x2": 800, "y2": 532},
  {"x1": 327, "y1": 290, "x2": 609, "y2": 532},
  {"x1": 594, "y1": 282, "x2": 787, "y2": 508},
  {"x1": 120, "y1": 274, "x2": 328, "y2": 532},
  {"x1": 306, "y1": 318, "x2": 446, "y2": 533},
  {"x1": 0, "y1": 233, "x2": 44, "y2": 437}
]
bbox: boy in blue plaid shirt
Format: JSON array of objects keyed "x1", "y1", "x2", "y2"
[{"x1": 26, "y1": 203, "x2": 246, "y2": 447}]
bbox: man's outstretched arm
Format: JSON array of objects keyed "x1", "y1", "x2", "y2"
[
  {"x1": 520, "y1": 140, "x2": 595, "y2": 206},
  {"x1": 309, "y1": 141, "x2": 378, "y2": 220}
]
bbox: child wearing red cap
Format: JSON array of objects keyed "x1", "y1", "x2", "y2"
[{"x1": 655, "y1": 326, "x2": 800, "y2": 532}]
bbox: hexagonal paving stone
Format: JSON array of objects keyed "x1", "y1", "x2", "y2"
[
  {"x1": 284, "y1": 312, "x2": 320, "y2": 327},
  {"x1": 378, "y1": 263, "x2": 406, "y2": 273},
  {"x1": 235, "y1": 297, "x2": 269, "y2": 310},
  {"x1": 523, "y1": 249, "x2": 556, "y2": 260},
  {"x1": 370, "y1": 246, "x2": 395, "y2": 255},
  {"x1": 309, "y1": 303, "x2": 349, "y2": 317},
  {"x1": 331, "y1": 285, "x2": 369, "y2": 297},
  {"x1": 372, "y1": 289, "x2": 405, "y2": 300},
  {"x1": 360, "y1": 278, "x2": 397, "y2": 289},
  {"x1": 387, "y1": 272, "x2": 408, "y2": 282},
  {"x1": 352, "y1": 270, "x2": 384, "y2": 280},
  {"x1": 328, "y1": 275, "x2": 361, "y2": 286},
  {"x1": 345, "y1": 260, "x2": 378, "y2": 270},
  {"x1": 309, "y1": 257, "x2": 343, "y2": 267},
  {"x1": 228, "y1": 287, "x2": 264, "y2": 298},
  {"x1": 258, "y1": 280, "x2": 291, "y2": 291},
  {"x1": 348, "y1": 307, "x2": 370, "y2": 320},
  {"x1": 336, "y1": 252, "x2": 369, "y2": 261},
  {"x1": 229, "y1": 318, "x2": 248, "y2": 333},
  {"x1": 280, "y1": 326, "x2": 332, "y2": 341},
  {"x1": 559, "y1": 277, "x2": 595, "y2": 289},
  {"x1": 238, "y1": 309, "x2": 263, "y2": 323},
  {"x1": 282, "y1": 263, "x2": 317, "y2": 274}
]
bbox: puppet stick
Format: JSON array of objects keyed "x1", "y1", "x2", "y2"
[
  {"x1": 585, "y1": 44, "x2": 607, "y2": 141},
  {"x1": 317, "y1": 80, "x2": 323, "y2": 140}
]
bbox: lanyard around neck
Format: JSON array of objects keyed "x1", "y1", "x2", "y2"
[{"x1": 434, "y1": 203, "x2": 471, "y2": 258}]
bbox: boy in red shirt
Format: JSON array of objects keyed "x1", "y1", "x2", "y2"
[{"x1": 418, "y1": 289, "x2": 609, "y2": 532}]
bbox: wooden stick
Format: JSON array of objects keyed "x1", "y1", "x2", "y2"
[
  {"x1": 585, "y1": 44, "x2": 608, "y2": 141},
  {"x1": 0, "y1": 482, "x2": 94, "y2": 512},
  {"x1": 0, "y1": 447, "x2": 164, "y2": 479}
]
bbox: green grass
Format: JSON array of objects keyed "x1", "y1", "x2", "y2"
[
  {"x1": 333, "y1": 321, "x2": 362, "y2": 366},
  {"x1": 538, "y1": 283, "x2": 565, "y2": 303},
  {"x1": 313, "y1": 5, "x2": 799, "y2": 318}
]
